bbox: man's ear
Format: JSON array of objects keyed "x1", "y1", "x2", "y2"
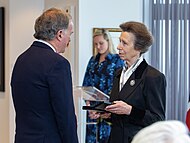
[{"x1": 56, "y1": 30, "x2": 64, "y2": 40}]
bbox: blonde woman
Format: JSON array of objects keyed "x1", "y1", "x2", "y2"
[{"x1": 83, "y1": 29, "x2": 124, "y2": 143}]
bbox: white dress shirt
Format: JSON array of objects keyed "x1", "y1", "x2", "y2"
[
  {"x1": 36, "y1": 39, "x2": 57, "y2": 53},
  {"x1": 120, "y1": 55, "x2": 144, "y2": 91}
]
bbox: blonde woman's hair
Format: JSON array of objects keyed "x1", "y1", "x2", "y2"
[{"x1": 93, "y1": 28, "x2": 116, "y2": 56}]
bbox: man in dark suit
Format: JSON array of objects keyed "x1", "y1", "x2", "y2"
[
  {"x1": 11, "y1": 8, "x2": 78, "y2": 143},
  {"x1": 104, "y1": 21, "x2": 166, "y2": 143}
]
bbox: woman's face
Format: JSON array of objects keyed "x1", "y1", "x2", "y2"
[
  {"x1": 117, "y1": 32, "x2": 140, "y2": 64},
  {"x1": 93, "y1": 35, "x2": 109, "y2": 55}
]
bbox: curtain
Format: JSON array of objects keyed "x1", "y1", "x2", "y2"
[{"x1": 143, "y1": 0, "x2": 189, "y2": 122}]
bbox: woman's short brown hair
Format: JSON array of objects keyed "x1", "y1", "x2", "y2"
[{"x1": 120, "y1": 21, "x2": 153, "y2": 54}]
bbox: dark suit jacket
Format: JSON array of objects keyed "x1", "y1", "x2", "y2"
[
  {"x1": 11, "y1": 41, "x2": 78, "y2": 143},
  {"x1": 108, "y1": 60, "x2": 166, "y2": 143}
]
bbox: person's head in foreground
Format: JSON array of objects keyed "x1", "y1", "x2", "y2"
[{"x1": 131, "y1": 120, "x2": 190, "y2": 143}]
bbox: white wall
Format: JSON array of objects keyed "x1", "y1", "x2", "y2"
[
  {"x1": 78, "y1": 0, "x2": 143, "y2": 85},
  {"x1": 45, "y1": 0, "x2": 77, "y2": 8},
  {"x1": 0, "y1": 1, "x2": 10, "y2": 143}
]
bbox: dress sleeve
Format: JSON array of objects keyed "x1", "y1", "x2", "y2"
[{"x1": 82, "y1": 56, "x2": 94, "y2": 86}]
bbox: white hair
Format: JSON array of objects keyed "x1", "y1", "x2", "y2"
[{"x1": 131, "y1": 120, "x2": 190, "y2": 143}]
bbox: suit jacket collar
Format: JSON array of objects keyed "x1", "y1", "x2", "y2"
[
  {"x1": 32, "y1": 41, "x2": 55, "y2": 52},
  {"x1": 116, "y1": 59, "x2": 148, "y2": 78},
  {"x1": 115, "y1": 59, "x2": 148, "y2": 100}
]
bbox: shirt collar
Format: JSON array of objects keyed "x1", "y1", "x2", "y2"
[
  {"x1": 36, "y1": 39, "x2": 57, "y2": 53},
  {"x1": 124, "y1": 55, "x2": 144, "y2": 72}
]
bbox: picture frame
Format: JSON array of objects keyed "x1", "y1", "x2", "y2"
[
  {"x1": 0, "y1": 7, "x2": 5, "y2": 91},
  {"x1": 93, "y1": 28, "x2": 122, "y2": 55}
]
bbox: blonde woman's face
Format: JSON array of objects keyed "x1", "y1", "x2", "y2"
[{"x1": 93, "y1": 35, "x2": 109, "y2": 55}]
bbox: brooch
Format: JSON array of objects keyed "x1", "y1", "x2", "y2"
[{"x1": 130, "y1": 80, "x2": 135, "y2": 86}]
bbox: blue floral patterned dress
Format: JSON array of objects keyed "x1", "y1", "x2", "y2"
[{"x1": 83, "y1": 53, "x2": 124, "y2": 143}]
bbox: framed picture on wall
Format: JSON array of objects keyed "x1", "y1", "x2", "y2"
[{"x1": 0, "y1": 7, "x2": 5, "y2": 91}]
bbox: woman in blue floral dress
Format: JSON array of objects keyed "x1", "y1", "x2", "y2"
[{"x1": 83, "y1": 29, "x2": 124, "y2": 143}]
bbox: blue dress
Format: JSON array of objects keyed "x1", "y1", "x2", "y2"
[{"x1": 83, "y1": 53, "x2": 124, "y2": 143}]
